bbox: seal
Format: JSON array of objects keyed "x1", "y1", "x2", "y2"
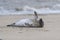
[{"x1": 7, "y1": 11, "x2": 44, "y2": 27}]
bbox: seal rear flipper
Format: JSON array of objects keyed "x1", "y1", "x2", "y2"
[
  {"x1": 7, "y1": 24, "x2": 15, "y2": 27},
  {"x1": 7, "y1": 23, "x2": 15, "y2": 26}
]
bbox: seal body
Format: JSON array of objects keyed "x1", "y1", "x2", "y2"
[{"x1": 14, "y1": 19, "x2": 40, "y2": 27}]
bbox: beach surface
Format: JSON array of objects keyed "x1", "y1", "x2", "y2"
[{"x1": 0, "y1": 14, "x2": 60, "y2": 40}]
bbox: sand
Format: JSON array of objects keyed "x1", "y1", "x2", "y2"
[{"x1": 0, "y1": 14, "x2": 60, "y2": 40}]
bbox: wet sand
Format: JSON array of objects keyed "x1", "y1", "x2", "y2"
[{"x1": 0, "y1": 14, "x2": 60, "y2": 40}]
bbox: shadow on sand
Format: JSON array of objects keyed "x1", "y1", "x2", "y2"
[{"x1": 7, "y1": 25, "x2": 44, "y2": 28}]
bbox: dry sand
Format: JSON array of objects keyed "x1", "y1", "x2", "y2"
[{"x1": 0, "y1": 14, "x2": 60, "y2": 40}]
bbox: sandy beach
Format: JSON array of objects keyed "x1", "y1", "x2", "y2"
[{"x1": 0, "y1": 14, "x2": 60, "y2": 40}]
